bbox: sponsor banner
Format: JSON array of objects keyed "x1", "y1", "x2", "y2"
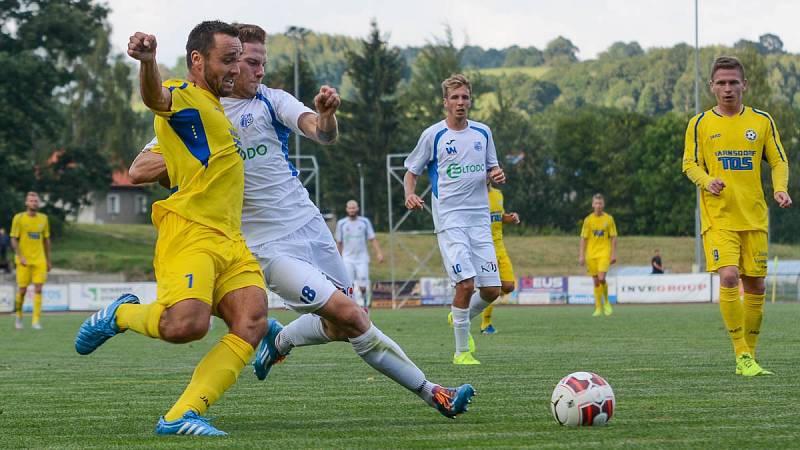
[
  {"x1": 420, "y1": 277, "x2": 454, "y2": 305},
  {"x1": 372, "y1": 280, "x2": 420, "y2": 301},
  {"x1": 0, "y1": 285, "x2": 13, "y2": 313},
  {"x1": 68, "y1": 283, "x2": 157, "y2": 311},
  {"x1": 567, "y1": 276, "x2": 618, "y2": 304},
  {"x1": 616, "y1": 274, "x2": 711, "y2": 303},
  {"x1": 518, "y1": 276, "x2": 567, "y2": 304},
  {"x1": 20, "y1": 284, "x2": 69, "y2": 312},
  {"x1": 372, "y1": 299, "x2": 421, "y2": 309}
]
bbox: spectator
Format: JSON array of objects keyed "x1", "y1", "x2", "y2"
[{"x1": 651, "y1": 249, "x2": 664, "y2": 274}]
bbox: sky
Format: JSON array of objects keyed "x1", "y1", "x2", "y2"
[{"x1": 107, "y1": 0, "x2": 800, "y2": 65}]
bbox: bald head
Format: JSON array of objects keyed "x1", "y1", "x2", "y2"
[{"x1": 346, "y1": 200, "x2": 359, "y2": 218}]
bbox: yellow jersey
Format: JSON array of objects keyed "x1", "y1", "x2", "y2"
[
  {"x1": 10, "y1": 212, "x2": 50, "y2": 264},
  {"x1": 488, "y1": 185, "x2": 505, "y2": 241},
  {"x1": 683, "y1": 106, "x2": 789, "y2": 233},
  {"x1": 150, "y1": 79, "x2": 245, "y2": 240},
  {"x1": 581, "y1": 212, "x2": 617, "y2": 259}
]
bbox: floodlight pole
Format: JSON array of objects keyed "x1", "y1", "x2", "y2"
[
  {"x1": 357, "y1": 163, "x2": 365, "y2": 216},
  {"x1": 287, "y1": 26, "x2": 310, "y2": 170},
  {"x1": 693, "y1": 0, "x2": 706, "y2": 273}
]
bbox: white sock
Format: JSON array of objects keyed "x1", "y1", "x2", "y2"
[
  {"x1": 275, "y1": 313, "x2": 330, "y2": 355},
  {"x1": 451, "y1": 306, "x2": 470, "y2": 354},
  {"x1": 350, "y1": 324, "x2": 437, "y2": 407},
  {"x1": 468, "y1": 292, "x2": 492, "y2": 320}
]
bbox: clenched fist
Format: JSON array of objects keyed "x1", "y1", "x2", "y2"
[{"x1": 128, "y1": 32, "x2": 157, "y2": 62}]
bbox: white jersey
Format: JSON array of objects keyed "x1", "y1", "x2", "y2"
[
  {"x1": 404, "y1": 119, "x2": 499, "y2": 232},
  {"x1": 335, "y1": 216, "x2": 375, "y2": 263},
  {"x1": 221, "y1": 85, "x2": 317, "y2": 246}
]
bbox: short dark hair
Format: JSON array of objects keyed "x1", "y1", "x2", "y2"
[
  {"x1": 710, "y1": 56, "x2": 745, "y2": 81},
  {"x1": 185, "y1": 20, "x2": 239, "y2": 69},
  {"x1": 233, "y1": 23, "x2": 267, "y2": 45}
]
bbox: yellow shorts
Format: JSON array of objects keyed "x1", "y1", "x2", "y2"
[
  {"x1": 15, "y1": 260, "x2": 47, "y2": 286},
  {"x1": 154, "y1": 212, "x2": 265, "y2": 315},
  {"x1": 703, "y1": 229, "x2": 767, "y2": 277},
  {"x1": 585, "y1": 256, "x2": 610, "y2": 277},
  {"x1": 494, "y1": 240, "x2": 516, "y2": 283}
]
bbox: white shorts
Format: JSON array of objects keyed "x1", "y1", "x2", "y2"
[
  {"x1": 437, "y1": 226, "x2": 501, "y2": 288},
  {"x1": 249, "y1": 215, "x2": 353, "y2": 314},
  {"x1": 344, "y1": 260, "x2": 370, "y2": 287}
]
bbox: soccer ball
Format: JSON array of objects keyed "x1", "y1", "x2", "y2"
[{"x1": 550, "y1": 372, "x2": 615, "y2": 426}]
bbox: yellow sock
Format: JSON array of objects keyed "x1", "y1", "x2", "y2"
[
  {"x1": 481, "y1": 303, "x2": 495, "y2": 329},
  {"x1": 602, "y1": 282, "x2": 609, "y2": 304},
  {"x1": 743, "y1": 292, "x2": 765, "y2": 357},
  {"x1": 32, "y1": 292, "x2": 42, "y2": 324},
  {"x1": 164, "y1": 333, "x2": 254, "y2": 421},
  {"x1": 116, "y1": 303, "x2": 164, "y2": 338},
  {"x1": 15, "y1": 291, "x2": 24, "y2": 320},
  {"x1": 719, "y1": 286, "x2": 749, "y2": 357},
  {"x1": 593, "y1": 286, "x2": 603, "y2": 310}
]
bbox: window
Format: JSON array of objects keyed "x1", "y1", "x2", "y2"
[
  {"x1": 135, "y1": 195, "x2": 148, "y2": 214},
  {"x1": 107, "y1": 194, "x2": 120, "y2": 215}
]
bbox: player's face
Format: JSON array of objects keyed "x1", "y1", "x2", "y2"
[
  {"x1": 592, "y1": 198, "x2": 604, "y2": 214},
  {"x1": 710, "y1": 68, "x2": 747, "y2": 110},
  {"x1": 232, "y1": 42, "x2": 266, "y2": 99},
  {"x1": 346, "y1": 203, "x2": 359, "y2": 217},
  {"x1": 25, "y1": 194, "x2": 39, "y2": 211},
  {"x1": 200, "y1": 33, "x2": 242, "y2": 97},
  {"x1": 443, "y1": 86, "x2": 471, "y2": 121}
]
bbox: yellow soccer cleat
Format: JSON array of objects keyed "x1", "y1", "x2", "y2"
[
  {"x1": 453, "y1": 352, "x2": 481, "y2": 365},
  {"x1": 592, "y1": 308, "x2": 603, "y2": 317},
  {"x1": 448, "y1": 312, "x2": 476, "y2": 352},
  {"x1": 603, "y1": 302, "x2": 613, "y2": 316},
  {"x1": 736, "y1": 353, "x2": 773, "y2": 376}
]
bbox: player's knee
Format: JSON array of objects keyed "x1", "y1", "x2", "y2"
[
  {"x1": 159, "y1": 318, "x2": 209, "y2": 343},
  {"x1": 719, "y1": 273, "x2": 739, "y2": 288},
  {"x1": 501, "y1": 281, "x2": 515, "y2": 294},
  {"x1": 320, "y1": 293, "x2": 370, "y2": 337},
  {"x1": 456, "y1": 278, "x2": 475, "y2": 293},
  {"x1": 481, "y1": 286, "x2": 501, "y2": 301}
]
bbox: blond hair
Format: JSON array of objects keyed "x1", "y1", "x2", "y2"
[{"x1": 441, "y1": 74, "x2": 472, "y2": 98}]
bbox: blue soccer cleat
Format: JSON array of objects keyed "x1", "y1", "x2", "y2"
[
  {"x1": 432, "y1": 384, "x2": 476, "y2": 419},
  {"x1": 75, "y1": 293, "x2": 140, "y2": 355},
  {"x1": 155, "y1": 410, "x2": 227, "y2": 436},
  {"x1": 253, "y1": 318, "x2": 288, "y2": 380},
  {"x1": 480, "y1": 324, "x2": 497, "y2": 335}
]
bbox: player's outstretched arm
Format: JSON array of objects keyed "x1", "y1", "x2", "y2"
[
  {"x1": 129, "y1": 142, "x2": 168, "y2": 185},
  {"x1": 299, "y1": 86, "x2": 340, "y2": 144},
  {"x1": 403, "y1": 171, "x2": 424, "y2": 210},
  {"x1": 127, "y1": 32, "x2": 171, "y2": 112}
]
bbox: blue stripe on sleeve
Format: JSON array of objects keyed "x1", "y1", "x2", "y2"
[
  {"x1": 752, "y1": 108, "x2": 786, "y2": 162},
  {"x1": 693, "y1": 112, "x2": 705, "y2": 163},
  {"x1": 428, "y1": 128, "x2": 448, "y2": 198},
  {"x1": 256, "y1": 91, "x2": 299, "y2": 176}
]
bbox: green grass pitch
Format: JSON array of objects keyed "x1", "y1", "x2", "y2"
[{"x1": 2, "y1": 303, "x2": 799, "y2": 448}]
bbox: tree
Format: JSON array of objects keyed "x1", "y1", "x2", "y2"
[
  {"x1": 325, "y1": 20, "x2": 405, "y2": 227},
  {"x1": 399, "y1": 28, "x2": 462, "y2": 148},
  {"x1": 0, "y1": 0, "x2": 114, "y2": 230},
  {"x1": 544, "y1": 36, "x2": 579, "y2": 65}
]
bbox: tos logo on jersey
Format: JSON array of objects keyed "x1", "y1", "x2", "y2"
[
  {"x1": 744, "y1": 129, "x2": 757, "y2": 141},
  {"x1": 240, "y1": 113, "x2": 254, "y2": 128}
]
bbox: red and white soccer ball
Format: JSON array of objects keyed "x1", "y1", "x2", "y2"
[{"x1": 550, "y1": 372, "x2": 615, "y2": 427}]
